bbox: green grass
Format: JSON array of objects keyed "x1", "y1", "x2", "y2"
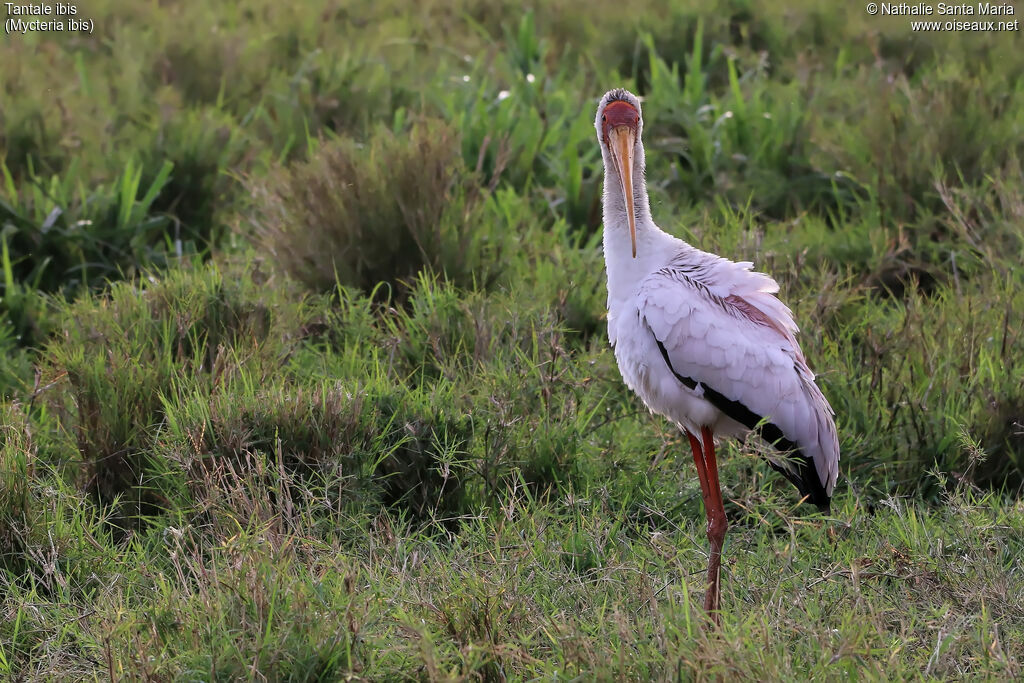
[{"x1": 1, "y1": 0, "x2": 1022, "y2": 679}]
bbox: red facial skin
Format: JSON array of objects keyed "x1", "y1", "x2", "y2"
[{"x1": 601, "y1": 101, "x2": 640, "y2": 142}]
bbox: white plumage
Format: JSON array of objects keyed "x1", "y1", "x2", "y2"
[
  {"x1": 615, "y1": 249, "x2": 840, "y2": 494},
  {"x1": 595, "y1": 88, "x2": 839, "y2": 625}
]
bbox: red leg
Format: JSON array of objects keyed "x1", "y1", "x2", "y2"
[
  {"x1": 686, "y1": 428, "x2": 723, "y2": 627},
  {"x1": 700, "y1": 426, "x2": 728, "y2": 626},
  {"x1": 685, "y1": 429, "x2": 710, "y2": 500}
]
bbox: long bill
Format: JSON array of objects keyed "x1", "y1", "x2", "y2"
[{"x1": 608, "y1": 126, "x2": 636, "y2": 258}]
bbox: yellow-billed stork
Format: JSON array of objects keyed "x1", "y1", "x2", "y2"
[{"x1": 595, "y1": 88, "x2": 840, "y2": 625}]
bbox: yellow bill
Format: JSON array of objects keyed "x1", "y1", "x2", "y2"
[{"x1": 608, "y1": 126, "x2": 636, "y2": 258}]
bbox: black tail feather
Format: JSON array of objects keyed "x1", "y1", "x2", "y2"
[
  {"x1": 649, "y1": 325, "x2": 831, "y2": 513},
  {"x1": 767, "y1": 455, "x2": 831, "y2": 513}
]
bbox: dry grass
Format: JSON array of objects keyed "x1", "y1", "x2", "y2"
[
  {"x1": 0, "y1": 0, "x2": 1022, "y2": 679},
  {"x1": 248, "y1": 120, "x2": 489, "y2": 296}
]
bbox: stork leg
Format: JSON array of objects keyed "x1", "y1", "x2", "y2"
[
  {"x1": 685, "y1": 428, "x2": 726, "y2": 626},
  {"x1": 685, "y1": 429, "x2": 710, "y2": 504},
  {"x1": 700, "y1": 425, "x2": 727, "y2": 625}
]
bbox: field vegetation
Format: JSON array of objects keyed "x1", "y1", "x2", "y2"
[{"x1": 1, "y1": 0, "x2": 1022, "y2": 679}]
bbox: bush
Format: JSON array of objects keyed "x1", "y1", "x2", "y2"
[
  {"x1": 249, "y1": 120, "x2": 500, "y2": 296},
  {"x1": 40, "y1": 261, "x2": 312, "y2": 524}
]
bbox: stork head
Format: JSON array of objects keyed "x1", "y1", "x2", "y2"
[{"x1": 595, "y1": 89, "x2": 643, "y2": 258}]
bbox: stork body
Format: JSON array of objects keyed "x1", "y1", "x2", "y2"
[{"x1": 595, "y1": 89, "x2": 839, "y2": 624}]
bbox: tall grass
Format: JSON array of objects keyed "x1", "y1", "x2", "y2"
[
  {"x1": 248, "y1": 120, "x2": 502, "y2": 295},
  {"x1": 0, "y1": 0, "x2": 1021, "y2": 678}
]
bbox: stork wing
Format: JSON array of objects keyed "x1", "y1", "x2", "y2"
[{"x1": 638, "y1": 259, "x2": 840, "y2": 508}]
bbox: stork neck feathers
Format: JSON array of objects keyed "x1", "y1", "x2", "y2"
[
  {"x1": 601, "y1": 142, "x2": 676, "y2": 298},
  {"x1": 600, "y1": 140, "x2": 652, "y2": 235}
]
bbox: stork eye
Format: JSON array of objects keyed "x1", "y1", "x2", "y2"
[{"x1": 602, "y1": 115, "x2": 607, "y2": 122}]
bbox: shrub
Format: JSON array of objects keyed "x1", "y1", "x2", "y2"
[
  {"x1": 249, "y1": 120, "x2": 499, "y2": 296},
  {"x1": 40, "y1": 262, "x2": 312, "y2": 524}
]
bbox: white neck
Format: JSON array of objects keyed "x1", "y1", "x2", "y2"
[
  {"x1": 600, "y1": 141, "x2": 652, "y2": 233},
  {"x1": 600, "y1": 144, "x2": 680, "y2": 306}
]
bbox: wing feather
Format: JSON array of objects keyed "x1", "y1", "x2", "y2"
[{"x1": 638, "y1": 253, "x2": 840, "y2": 505}]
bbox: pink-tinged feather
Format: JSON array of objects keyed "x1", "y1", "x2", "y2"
[{"x1": 631, "y1": 242, "x2": 839, "y2": 495}]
